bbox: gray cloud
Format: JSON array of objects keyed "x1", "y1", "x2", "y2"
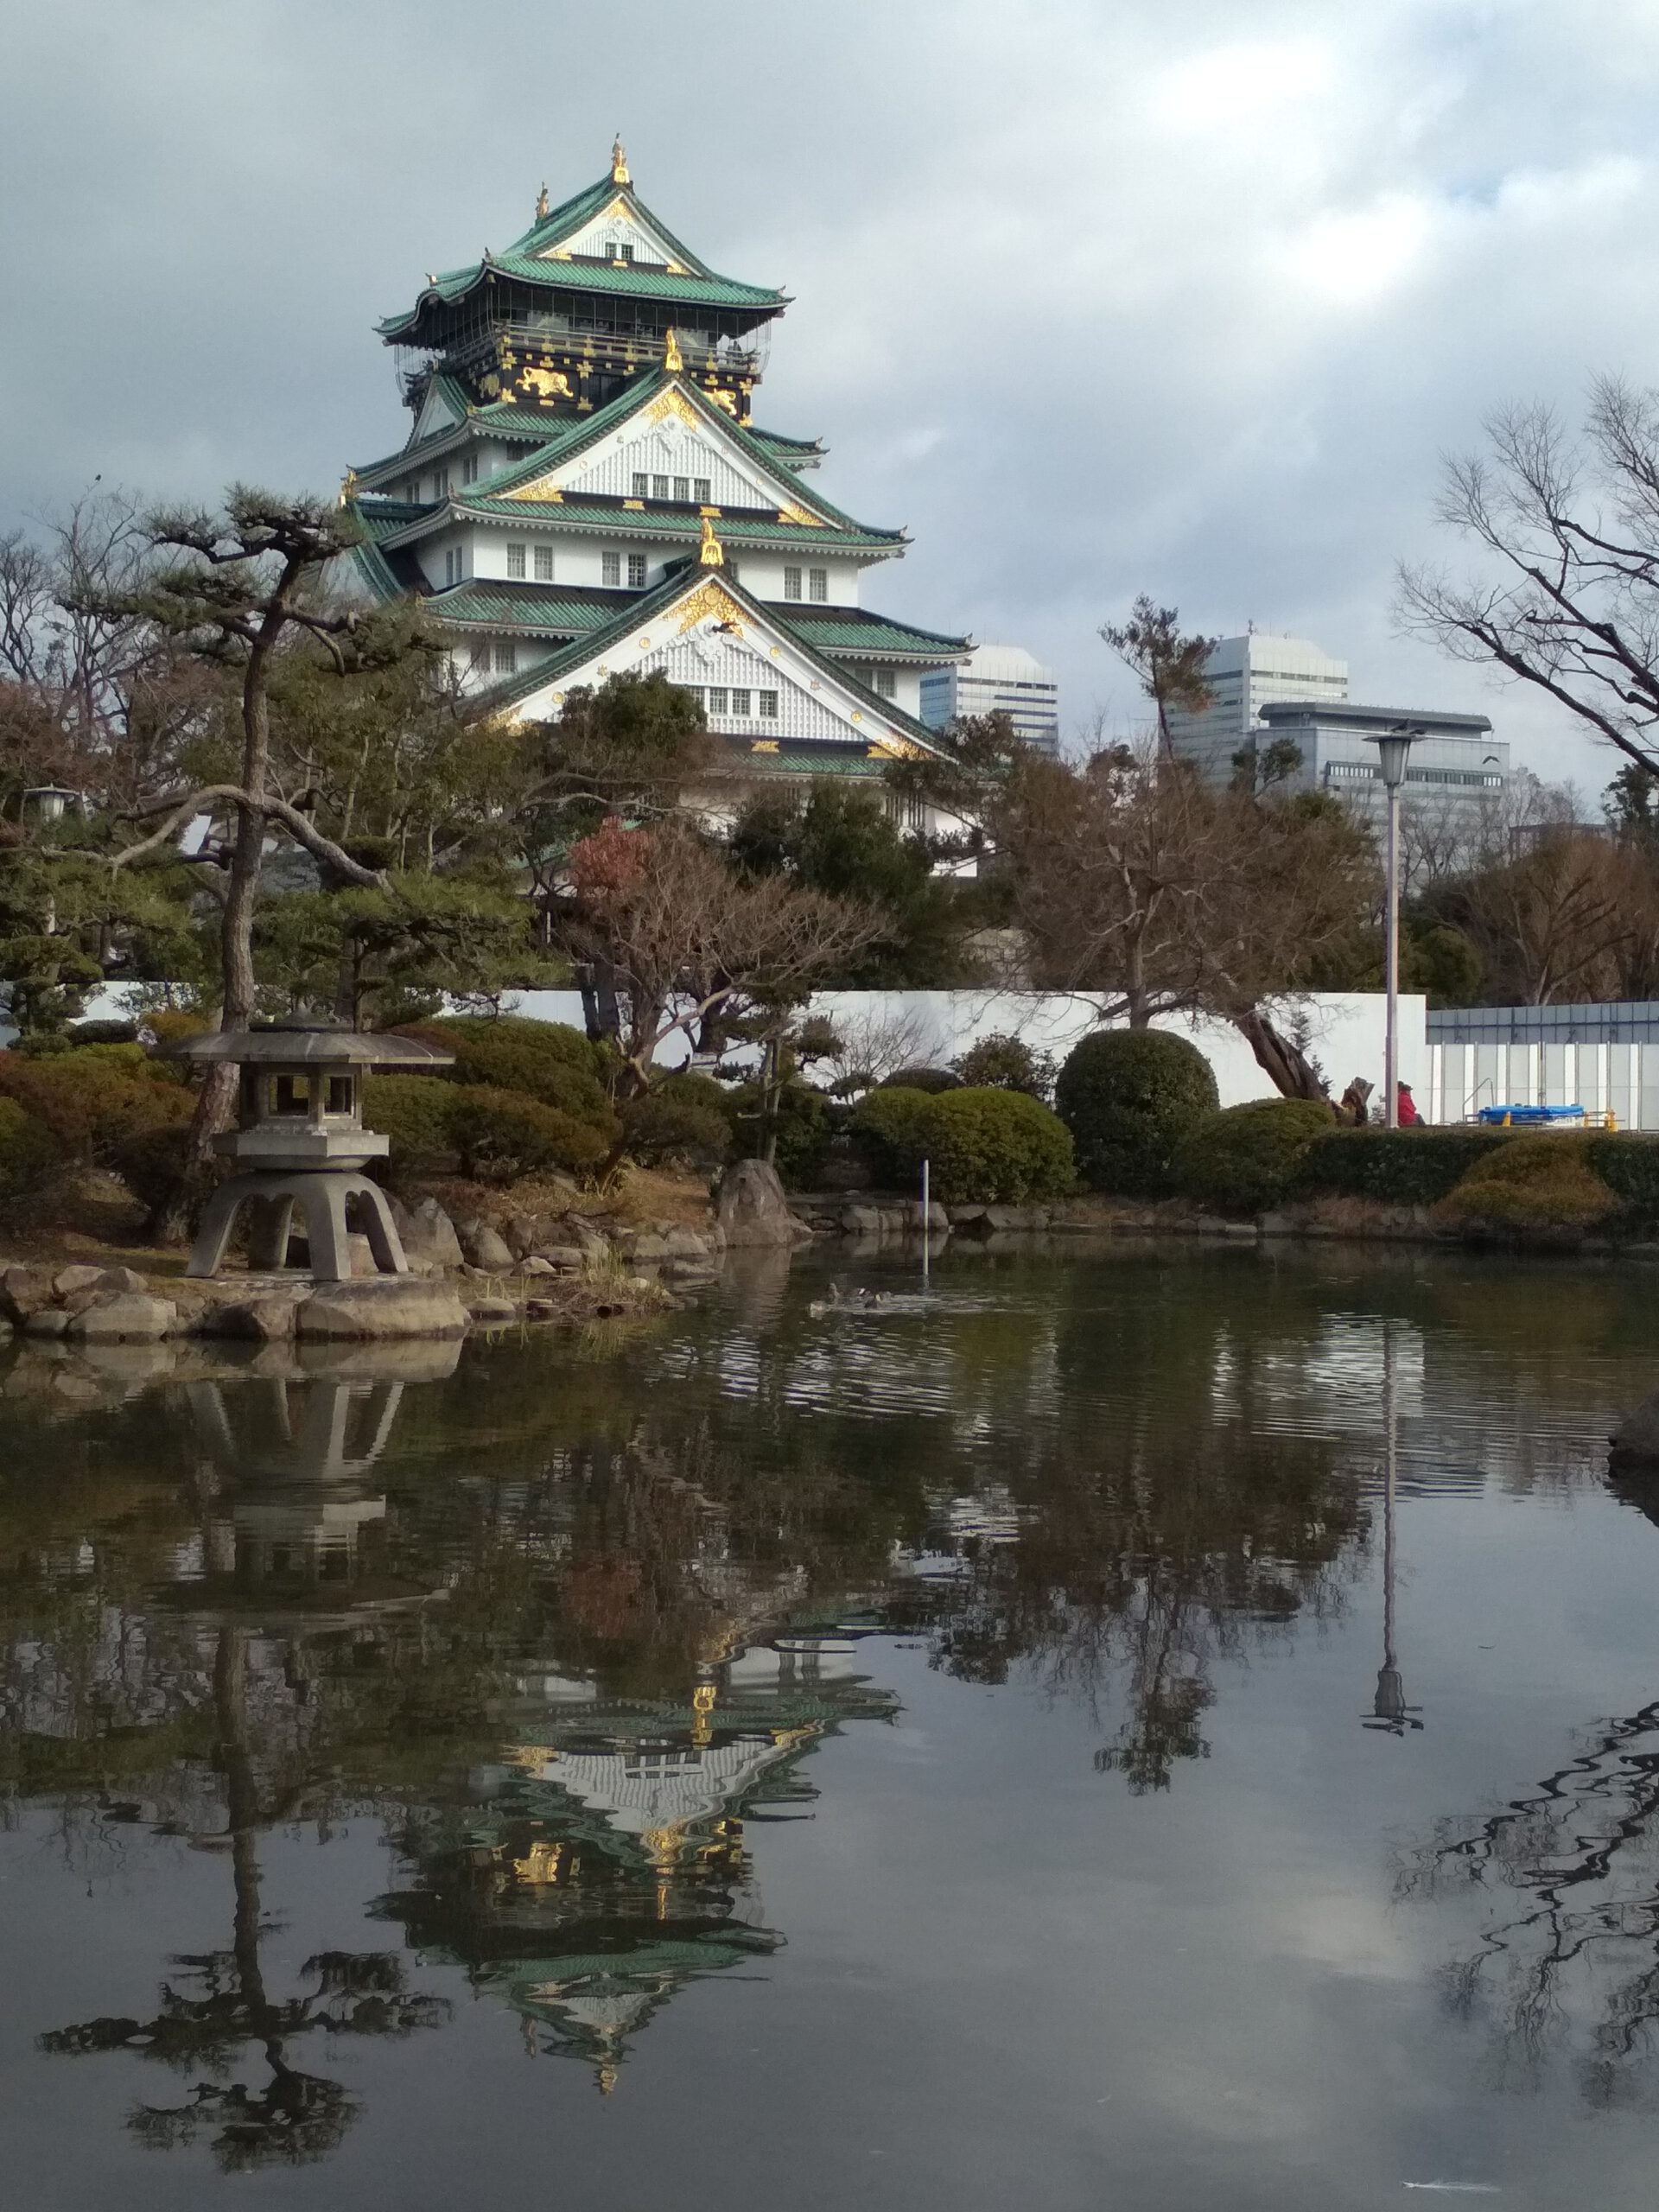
[{"x1": 3, "y1": 0, "x2": 1656, "y2": 786}]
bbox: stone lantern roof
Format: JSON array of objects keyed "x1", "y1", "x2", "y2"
[{"x1": 159, "y1": 1014, "x2": 454, "y2": 1070}]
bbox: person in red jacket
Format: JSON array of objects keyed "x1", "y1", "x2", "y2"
[{"x1": 1396, "y1": 1082, "x2": 1419, "y2": 1127}]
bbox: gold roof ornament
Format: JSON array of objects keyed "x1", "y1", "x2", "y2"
[
  {"x1": 336, "y1": 467, "x2": 359, "y2": 510},
  {"x1": 663, "y1": 327, "x2": 684, "y2": 374},
  {"x1": 611, "y1": 134, "x2": 631, "y2": 186},
  {"x1": 698, "y1": 515, "x2": 724, "y2": 569},
  {"x1": 535, "y1": 181, "x2": 550, "y2": 220}
]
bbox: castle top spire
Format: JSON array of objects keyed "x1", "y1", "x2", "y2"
[
  {"x1": 535, "y1": 181, "x2": 550, "y2": 220},
  {"x1": 611, "y1": 135, "x2": 631, "y2": 186}
]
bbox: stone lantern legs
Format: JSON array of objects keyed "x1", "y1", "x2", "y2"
[{"x1": 188, "y1": 1171, "x2": 410, "y2": 1284}]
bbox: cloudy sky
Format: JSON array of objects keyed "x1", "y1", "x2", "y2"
[{"x1": 4, "y1": 0, "x2": 1657, "y2": 787}]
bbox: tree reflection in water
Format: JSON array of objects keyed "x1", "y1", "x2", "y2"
[
  {"x1": 1395, "y1": 1465, "x2": 1659, "y2": 2108},
  {"x1": 0, "y1": 1262, "x2": 1416, "y2": 2162}
]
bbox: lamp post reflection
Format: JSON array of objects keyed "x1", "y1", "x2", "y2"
[{"x1": 1364, "y1": 1322, "x2": 1422, "y2": 1735}]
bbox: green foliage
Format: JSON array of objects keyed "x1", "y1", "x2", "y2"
[
  {"x1": 1173, "y1": 1098, "x2": 1337, "y2": 1217},
  {"x1": 1055, "y1": 1029, "x2": 1219, "y2": 1196},
  {"x1": 0, "y1": 1095, "x2": 57, "y2": 1202},
  {"x1": 722, "y1": 1078, "x2": 836, "y2": 1189},
  {"x1": 449, "y1": 1086, "x2": 613, "y2": 1185},
  {"x1": 619, "y1": 1073, "x2": 733, "y2": 1168},
  {"x1": 916, "y1": 1087, "x2": 1075, "y2": 1204},
  {"x1": 110, "y1": 1123, "x2": 214, "y2": 1225},
  {"x1": 1586, "y1": 1134, "x2": 1659, "y2": 1222},
  {"x1": 849, "y1": 1085, "x2": 935, "y2": 1188},
  {"x1": 524, "y1": 671, "x2": 711, "y2": 870},
  {"x1": 729, "y1": 783, "x2": 971, "y2": 986},
  {"x1": 1297, "y1": 1126, "x2": 1518, "y2": 1206},
  {"x1": 879, "y1": 1065, "x2": 960, "y2": 1094},
  {"x1": 0, "y1": 1052, "x2": 191, "y2": 1167},
  {"x1": 1436, "y1": 1134, "x2": 1619, "y2": 1233},
  {"x1": 361, "y1": 1075, "x2": 462, "y2": 1182},
  {"x1": 1409, "y1": 923, "x2": 1484, "y2": 1007},
  {"x1": 410, "y1": 1015, "x2": 615, "y2": 1126},
  {"x1": 952, "y1": 1032, "x2": 1056, "y2": 1099}
]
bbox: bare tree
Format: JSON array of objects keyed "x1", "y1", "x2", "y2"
[
  {"x1": 1399, "y1": 377, "x2": 1659, "y2": 778},
  {"x1": 994, "y1": 741, "x2": 1377, "y2": 1094},
  {"x1": 551, "y1": 819, "x2": 884, "y2": 1097}
]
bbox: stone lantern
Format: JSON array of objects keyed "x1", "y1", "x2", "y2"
[{"x1": 161, "y1": 1015, "x2": 454, "y2": 1283}]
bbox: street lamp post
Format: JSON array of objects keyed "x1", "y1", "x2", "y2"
[{"x1": 1364, "y1": 725, "x2": 1421, "y2": 1130}]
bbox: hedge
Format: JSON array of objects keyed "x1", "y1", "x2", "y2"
[
  {"x1": 917, "y1": 1086, "x2": 1074, "y2": 1204},
  {"x1": 620, "y1": 1074, "x2": 733, "y2": 1167},
  {"x1": 1054, "y1": 1030, "x2": 1218, "y2": 1197},
  {"x1": 362, "y1": 1075, "x2": 463, "y2": 1181},
  {"x1": 449, "y1": 1085, "x2": 613, "y2": 1184},
  {"x1": 1173, "y1": 1098, "x2": 1336, "y2": 1216},
  {"x1": 0, "y1": 1054, "x2": 192, "y2": 1166},
  {"x1": 1296, "y1": 1126, "x2": 1518, "y2": 1207},
  {"x1": 1436, "y1": 1135, "x2": 1619, "y2": 1233},
  {"x1": 403, "y1": 1015, "x2": 615, "y2": 1128},
  {"x1": 722, "y1": 1079, "x2": 835, "y2": 1189},
  {"x1": 1586, "y1": 1134, "x2": 1659, "y2": 1222},
  {"x1": 878, "y1": 1065, "x2": 960, "y2": 1094},
  {"x1": 849, "y1": 1084, "x2": 935, "y2": 1188},
  {"x1": 0, "y1": 1096, "x2": 57, "y2": 1203}
]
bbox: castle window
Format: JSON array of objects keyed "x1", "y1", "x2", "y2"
[
  {"x1": 470, "y1": 644, "x2": 488, "y2": 672},
  {"x1": 435, "y1": 467, "x2": 451, "y2": 499},
  {"x1": 602, "y1": 551, "x2": 621, "y2": 588},
  {"x1": 462, "y1": 454, "x2": 479, "y2": 485},
  {"x1": 506, "y1": 543, "x2": 527, "y2": 580},
  {"x1": 632, "y1": 472, "x2": 649, "y2": 499},
  {"x1": 873, "y1": 667, "x2": 895, "y2": 699},
  {"x1": 652, "y1": 474, "x2": 670, "y2": 501},
  {"x1": 759, "y1": 690, "x2": 779, "y2": 719},
  {"x1": 709, "y1": 686, "x2": 728, "y2": 715},
  {"x1": 674, "y1": 475, "x2": 690, "y2": 502},
  {"x1": 729, "y1": 688, "x2": 751, "y2": 717},
  {"x1": 534, "y1": 545, "x2": 554, "y2": 582},
  {"x1": 784, "y1": 567, "x2": 802, "y2": 601},
  {"x1": 494, "y1": 640, "x2": 518, "y2": 674},
  {"x1": 443, "y1": 548, "x2": 456, "y2": 586},
  {"x1": 617, "y1": 241, "x2": 635, "y2": 264},
  {"x1": 680, "y1": 685, "x2": 704, "y2": 709},
  {"x1": 406, "y1": 479, "x2": 420, "y2": 504},
  {"x1": 627, "y1": 553, "x2": 647, "y2": 588},
  {"x1": 694, "y1": 478, "x2": 711, "y2": 505},
  {"x1": 809, "y1": 568, "x2": 828, "y2": 602}
]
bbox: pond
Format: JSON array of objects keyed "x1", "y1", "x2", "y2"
[{"x1": 4, "y1": 1243, "x2": 1659, "y2": 2209}]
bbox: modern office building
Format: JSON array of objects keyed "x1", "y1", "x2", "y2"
[
  {"x1": 919, "y1": 644, "x2": 1060, "y2": 754},
  {"x1": 1163, "y1": 632, "x2": 1350, "y2": 781},
  {"x1": 1251, "y1": 699, "x2": 1509, "y2": 826}
]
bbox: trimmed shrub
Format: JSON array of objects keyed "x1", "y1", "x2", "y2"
[
  {"x1": 1297, "y1": 1126, "x2": 1518, "y2": 1207},
  {"x1": 1436, "y1": 1134, "x2": 1619, "y2": 1235},
  {"x1": 917, "y1": 1086, "x2": 1075, "y2": 1204},
  {"x1": 405, "y1": 1016, "x2": 614, "y2": 1127},
  {"x1": 723, "y1": 1079, "x2": 836, "y2": 1190},
  {"x1": 1587, "y1": 1134, "x2": 1659, "y2": 1224},
  {"x1": 450, "y1": 1085, "x2": 612, "y2": 1184},
  {"x1": 620, "y1": 1074, "x2": 733, "y2": 1168},
  {"x1": 951, "y1": 1033, "x2": 1056, "y2": 1100},
  {"x1": 1055, "y1": 1029, "x2": 1219, "y2": 1197},
  {"x1": 0, "y1": 1053, "x2": 192, "y2": 1166},
  {"x1": 849, "y1": 1084, "x2": 935, "y2": 1189},
  {"x1": 0, "y1": 1096, "x2": 58, "y2": 1203},
  {"x1": 362, "y1": 1075, "x2": 463, "y2": 1181},
  {"x1": 1173, "y1": 1098, "x2": 1337, "y2": 1217},
  {"x1": 878, "y1": 1065, "x2": 960, "y2": 1094}
]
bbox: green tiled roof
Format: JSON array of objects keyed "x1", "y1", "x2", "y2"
[
  {"x1": 357, "y1": 499, "x2": 428, "y2": 541},
  {"x1": 465, "y1": 566, "x2": 941, "y2": 756},
  {"x1": 427, "y1": 579, "x2": 637, "y2": 635},
  {"x1": 772, "y1": 607, "x2": 970, "y2": 660},
  {"x1": 462, "y1": 370, "x2": 901, "y2": 544},
  {"x1": 448, "y1": 499, "x2": 903, "y2": 552},
  {"x1": 374, "y1": 170, "x2": 786, "y2": 340}
]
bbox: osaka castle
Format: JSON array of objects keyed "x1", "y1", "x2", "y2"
[{"x1": 342, "y1": 139, "x2": 969, "y2": 790}]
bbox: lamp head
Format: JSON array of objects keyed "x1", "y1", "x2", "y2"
[{"x1": 1365, "y1": 723, "x2": 1422, "y2": 791}]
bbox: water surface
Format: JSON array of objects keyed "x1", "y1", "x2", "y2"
[{"x1": 5, "y1": 1243, "x2": 1659, "y2": 2209}]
